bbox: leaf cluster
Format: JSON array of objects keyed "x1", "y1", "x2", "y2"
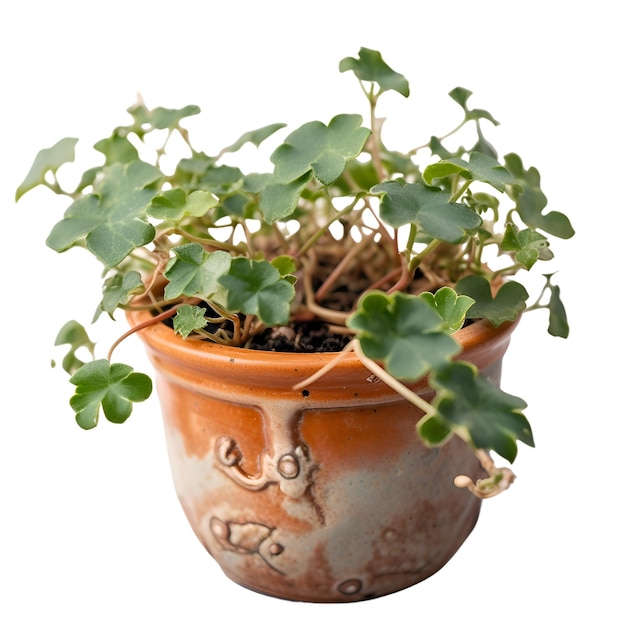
[{"x1": 17, "y1": 48, "x2": 573, "y2": 464}]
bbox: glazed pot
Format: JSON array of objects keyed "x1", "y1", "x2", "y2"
[{"x1": 127, "y1": 308, "x2": 517, "y2": 602}]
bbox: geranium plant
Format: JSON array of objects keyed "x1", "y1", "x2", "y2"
[{"x1": 16, "y1": 47, "x2": 573, "y2": 497}]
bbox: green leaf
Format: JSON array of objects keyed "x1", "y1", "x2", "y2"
[
  {"x1": 45, "y1": 195, "x2": 100, "y2": 250},
  {"x1": 270, "y1": 255, "x2": 297, "y2": 278},
  {"x1": 149, "y1": 188, "x2": 218, "y2": 221},
  {"x1": 16, "y1": 137, "x2": 78, "y2": 200},
  {"x1": 242, "y1": 172, "x2": 274, "y2": 194},
  {"x1": 468, "y1": 191, "x2": 500, "y2": 217},
  {"x1": 502, "y1": 222, "x2": 553, "y2": 269},
  {"x1": 173, "y1": 304, "x2": 209, "y2": 338},
  {"x1": 422, "y1": 160, "x2": 472, "y2": 184},
  {"x1": 419, "y1": 287, "x2": 475, "y2": 333},
  {"x1": 217, "y1": 193, "x2": 255, "y2": 219},
  {"x1": 259, "y1": 172, "x2": 312, "y2": 224},
  {"x1": 95, "y1": 270, "x2": 145, "y2": 321},
  {"x1": 422, "y1": 361, "x2": 532, "y2": 463},
  {"x1": 270, "y1": 114, "x2": 370, "y2": 185},
  {"x1": 504, "y1": 153, "x2": 575, "y2": 239},
  {"x1": 372, "y1": 180, "x2": 482, "y2": 243},
  {"x1": 69, "y1": 359, "x2": 152, "y2": 429},
  {"x1": 46, "y1": 161, "x2": 161, "y2": 267},
  {"x1": 470, "y1": 131, "x2": 498, "y2": 160},
  {"x1": 127, "y1": 102, "x2": 201, "y2": 130},
  {"x1": 428, "y1": 136, "x2": 457, "y2": 160},
  {"x1": 221, "y1": 123, "x2": 287, "y2": 153},
  {"x1": 74, "y1": 166, "x2": 102, "y2": 194},
  {"x1": 198, "y1": 164, "x2": 244, "y2": 195},
  {"x1": 54, "y1": 321, "x2": 96, "y2": 375},
  {"x1": 94, "y1": 133, "x2": 139, "y2": 165},
  {"x1": 546, "y1": 279, "x2": 569, "y2": 338},
  {"x1": 456, "y1": 276, "x2": 528, "y2": 326},
  {"x1": 218, "y1": 258, "x2": 296, "y2": 326},
  {"x1": 424, "y1": 152, "x2": 518, "y2": 192},
  {"x1": 448, "y1": 87, "x2": 500, "y2": 126},
  {"x1": 175, "y1": 152, "x2": 217, "y2": 177},
  {"x1": 339, "y1": 47, "x2": 410, "y2": 97},
  {"x1": 164, "y1": 244, "x2": 231, "y2": 301},
  {"x1": 347, "y1": 291, "x2": 461, "y2": 380},
  {"x1": 417, "y1": 413, "x2": 452, "y2": 446}
]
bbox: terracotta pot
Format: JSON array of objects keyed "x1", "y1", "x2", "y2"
[{"x1": 127, "y1": 308, "x2": 517, "y2": 602}]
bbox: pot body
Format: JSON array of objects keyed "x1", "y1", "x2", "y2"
[{"x1": 127, "y1": 310, "x2": 516, "y2": 602}]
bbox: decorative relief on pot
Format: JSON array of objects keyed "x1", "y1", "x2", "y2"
[
  {"x1": 337, "y1": 578, "x2": 363, "y2": 596},
  {"x1": 213, "y1": 401, "x2": 316, "y2": 499},
  {"x1": 209, "y1": 517, "x2": 286, "y2": 574}
]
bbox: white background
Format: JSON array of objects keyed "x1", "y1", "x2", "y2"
[{"x1": 2, "y1": 1, "x2": 624, "y2": 623}]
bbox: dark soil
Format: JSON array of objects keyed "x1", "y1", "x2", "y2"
[
  {"x1": 246, "y1": 322, "x2": 352, "y2": 353},
  {"x1": 162, "y1": 305, "x2": 352, "y2": 353}
]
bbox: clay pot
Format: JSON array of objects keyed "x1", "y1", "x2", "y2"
[{"x1": 127, "y1": 308, "x2": 517, "y2": 602}]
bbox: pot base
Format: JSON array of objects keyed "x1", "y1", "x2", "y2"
[
  {"x1": 215, "y1": 494, "x2": 481, "y2": 603},
  {"x1": 168, "y1": 418, "x2": 483, "y2": 603}
]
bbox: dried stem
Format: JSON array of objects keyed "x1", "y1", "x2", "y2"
[{"x1": 454, "y1": 449, "x2": 516, "y2": 499}]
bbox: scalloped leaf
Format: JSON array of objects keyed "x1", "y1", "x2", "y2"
[
  {"x1": 270, "y1": 114, "x2": 370, "y2": 185},
  {"x1": 54, "y1": 320, "x2": 96, "y2": 375},
  {"x1": 173, "y1": 304, "x2": 209, "y2": 338},
  {"x1": 546, "y1": 279, "x2": 569, "y2": 338},
  {"x1": 372, "y1": 180, "x2": 482, "y2": 242},
  {"x1": 164, "y1": 244, "x2": 231, "y2": 301},
  {"x1": 221, "y1": 123, "x2": 287, "y2": 154},
  {"x1": 127, "y1": 102, "x2": 201, "y2": 130},
  {"x1": 270, "y1": 255, "x2": 297, "y2": 278},
  {"x1": 456, "y1": 275, "x2": 528, "y2": 326},
  {"x1": 94, "y1": 133, "x2": 139, "y2": 165},
  {"x1": 175, "y1": 152, "x2": 217, "y2": 177},
  {"x1": 502, "y1": 222, "x2": 553, "y2": 269},
  {"x1": 46, "y1": 161, "x2": 160, "y2": 267},
  {"x1": 69, "y1": 360, "x2": 152, "y2": 430},
  {"x1": 421, "y1": 361, "x2": 533, "y2": 463},
  {"x1": 347, "y1": 291, "x2": 461, "y2": 380},
  {"x1": 448, "y1": 87, "x2": 500, "y2": 126},
  {"x1": 218, "y1": 258, "x2": 296, "y2": 325},
  {"x1": 149, "y1": 188, "x2": 218, "y2": 221},
  {"x1": 339, "y1": 47, "x2": 410, "y2": 97},
  {"x1": 259, "y1": 172, "x2": 312, "y2": 224},
  {"x1": 95, "y1": 270, "x2": 145, "y2": 321},
  {"x1": 198, "y1": 164, "x2": 244, "y2": 195},
  {"x1": 504, "y1": 153, "x2": 575, "y2": 239},
  {"x1": 15, "y1": 137, "x2": 78, "y2": 201},
  {"x1": 424, "y1": 152, "x2": 518, "y2": 192},
  {"x1": 419, "y1": 287, "x2": 475, "y2": 333}
]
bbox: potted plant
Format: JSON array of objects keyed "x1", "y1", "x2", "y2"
[{"x1": 16, "y1": 47, "x2": 573, "y2": 602}]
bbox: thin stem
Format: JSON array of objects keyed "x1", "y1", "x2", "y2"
[
  {"x1": 295, "y1": 196, "x2": 362, "y2": 258},
  {"x1": 315, "y1": 232, "x2": 376, "y2": 302},
  {"x1": 385, "y1": 255, "x2": 412, "y2": 294},
  {"x1": 453, "y1": 449, "x2": 516, "y2": 499},
  {"x1": 450, "y1": 180, "x2": 471, "y2": 203},
  {"x1": 365, "y1": 84, "x2": 386, "y2": 182},
  {"x1": 239, "y1": 219, "x2": 257, "y2": 257},
  {"x1": 107, "y1": 305, "x2": 181, "y2": 361},
  {"x1": 408, "y1": 118, "x2": 467, "y2": 156},
  {"x1": 207, "y1": 299, "x2": 243, "y2": 345},
  {"x1": 301, "y1": 256, "x2": 350, "y2": 326},
  {"x1": 408, "y1": 238, "x2": 440, "y2": 273},
  {"x1": 292, "y1": 340, "x2": 357, "y2": 390},
  {"x1": 368, "y1": 266, "x2": 402, "y2": 291},
  {"x1": 353, "y1": 341, "x2": 436, "y2": 418},
  {"x1": 160, "y1": 227, "x2": 245, "y2": 254},
  {"x1": 240, "y1": 314, "x2": 257, "y2": 343}
]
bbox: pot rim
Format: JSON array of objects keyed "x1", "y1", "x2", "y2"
[{"x1": 126, "y1": 306, "x2": 519, "y2": 391}]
